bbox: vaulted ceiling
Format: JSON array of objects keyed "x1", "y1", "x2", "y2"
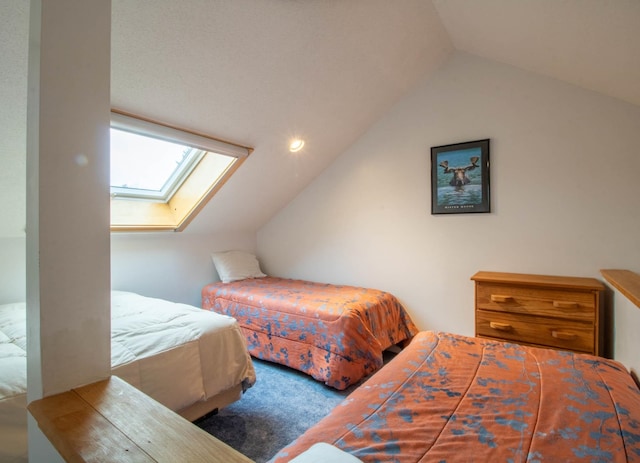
[{"x1": 2, "y1": 0, "x2": 639, "y2": 238}]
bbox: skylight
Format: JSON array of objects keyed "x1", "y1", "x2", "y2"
[
  {"x1": 110, "y1": 128, "x2": 206, "y2": 202},
  {"x1": 109, "y1": 111, "x2": 252, "y2": 232}
]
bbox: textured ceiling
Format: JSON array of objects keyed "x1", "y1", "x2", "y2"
[
  {"x1": 110, "y1": 0, "x2": 452, "y2": 235},
  {"x1": 433, "y1": 0, "x2": 640, "y2": 108},
  {"x1": 1, "y1": 0, "x2": 639, "y2": 238}
]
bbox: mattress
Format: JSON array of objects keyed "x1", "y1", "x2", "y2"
[
  {"x1": 0, "y1": 301, "x2": 27, "y2": 463},
  {"x1": 0, "y1": 291, "x2": 256, "y2": 463},
  {"x1": 270, "y1": 331, "x2": 640, "y2": 462},
  {"x1": 202, "y1": 277, "x2": 418, "y2": 390}
]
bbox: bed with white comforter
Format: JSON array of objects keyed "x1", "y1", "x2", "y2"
[{"x1": 0, "y1": 290, "x2": 256, "y2": 463}]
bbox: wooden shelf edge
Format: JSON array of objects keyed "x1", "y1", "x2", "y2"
[
  {"x1": 600, "y1": 269, "x2": 640, "y2": 309},
  {"x1": 28, "y1": 376, "x2": 254, "y2": 463}
]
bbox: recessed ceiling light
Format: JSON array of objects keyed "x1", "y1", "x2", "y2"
[{"x1": 289, "y1": 139, "x2": 305, "y2": 152}]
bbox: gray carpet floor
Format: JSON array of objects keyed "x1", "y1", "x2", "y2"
[{"x1": 194, "y1": 359, "x2": 364, "y2": 463}]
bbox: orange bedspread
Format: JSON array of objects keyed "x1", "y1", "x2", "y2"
[
  {"x1": 202, "y1": 277, "x2": 418, "y2": 390},
  {"x1": 270, "y1": 331, "x2": 640, "y2": 462}
]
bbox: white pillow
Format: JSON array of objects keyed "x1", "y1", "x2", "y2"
[
  {"x1": 211, "y1": 250, "x2": 266, "y2": 283},
  {"x1": 289, "y1": 443, "x2": 363, "y2": 463}
]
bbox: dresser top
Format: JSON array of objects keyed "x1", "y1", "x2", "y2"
[{"x1": 471, "y1": 271, "x2": 605, "y2": 291}]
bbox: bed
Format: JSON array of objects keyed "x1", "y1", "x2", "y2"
[
  {"x1": 0, "y1": 290, "x2": 256, "y2": 463},
  {"x1": 202, "y1": 276, "x2": 418, "y2": 390},
  {"x1": 270, "y1": 330, "x2": 640, "y2": 462}
]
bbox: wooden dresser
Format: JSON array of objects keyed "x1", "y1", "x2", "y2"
[{"x1": 471, "y1": 271, "x2": 605, "y2": 356}]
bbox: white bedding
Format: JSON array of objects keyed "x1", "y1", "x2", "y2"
[{"x1": 0, "y1": 291, "x2": 256, "y2": 463}]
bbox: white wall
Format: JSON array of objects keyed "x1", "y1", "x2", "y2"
[
  {"x1": 612, "y1": 290, "x2": 640, "y2": 378},
  {"x1": 0, "y1": 237, "x2": 25, "y2": 304},
  {"x1": 257, "y1": 53, "x2": 640, "y2": 358},
  {"x1": 111, "y1": 231, "x2": 257, "y2": 307},
  {"x1": 0, "y1": 232, "x2": 257, "y2": 310}
]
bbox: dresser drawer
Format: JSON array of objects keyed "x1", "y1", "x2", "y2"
[
  {"x1": 476, "y1": 282, "x2": 596, "y2": 322},
  {"x1": 476, "y1": 310, "x2": 595, "y2": 353}
]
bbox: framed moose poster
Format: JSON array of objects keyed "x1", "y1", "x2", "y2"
[{"x1": 430, "y1": 139, "x2": 490, "y2": 214}]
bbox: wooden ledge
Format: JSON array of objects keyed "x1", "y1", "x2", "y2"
[
  {"x1": 601, "y1": 269, "x2": 640, "y2": 309},
  {"x1": 28, "y1": 376, "x2": 253, "y2": 463}
]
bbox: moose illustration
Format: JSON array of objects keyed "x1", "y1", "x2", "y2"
[{"x1": 439, "y1": 156, "x2": 480, "y2": 189}]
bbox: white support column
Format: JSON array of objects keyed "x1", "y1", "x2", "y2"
[{"x1": 26, "y1": 0, "x2": 111, "y2": 460}]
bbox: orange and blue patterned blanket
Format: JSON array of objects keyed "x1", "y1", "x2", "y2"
[
  {"x1": 270, "y1": 331, "x2": 640, "y2": 462},
  {"x1": 202, "y1": 277, "x2": 418, "y2": 390}
]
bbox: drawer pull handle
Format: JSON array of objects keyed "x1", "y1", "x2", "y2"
[
  {"x1": 491, "y1": 295, "x2": 514, "y2": 303},
  {"x1": 553, "y1": 301, "x2": 579, "y2": 309},
  {"x1": 489, "y1": 321, "x2": 513, "y2": 331},
  {"x1": 551, "y1": 330, "x2": 577, "y2": 340}
]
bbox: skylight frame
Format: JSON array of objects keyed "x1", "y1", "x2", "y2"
[{"x1": 109, "y1": 110, "x2": 252, "y2": 232}]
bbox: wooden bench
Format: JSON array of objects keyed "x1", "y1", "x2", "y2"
[{"x1": 28, "y1": 376, "x2": 253, "y2": 462}]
